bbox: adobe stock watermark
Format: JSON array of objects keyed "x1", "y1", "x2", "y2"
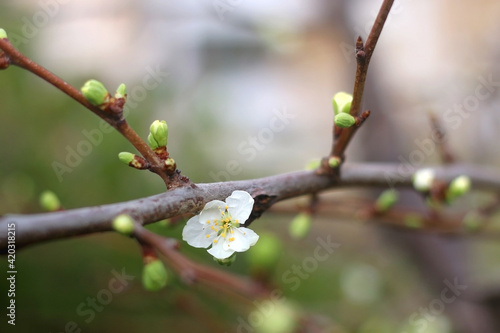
[
  {"x1": 212, "y1": 0, "x2": 244, "y2": 21},
  {"x1": 8, "y1": 0, "x2": 73, "y2": 48},
  {"x1": 209, "y1": 107, "x2": 295, "y2": 182},
  {"x1": 233, "y1": 235, "x2": 340, "y2": 333},
  {"x1": 50, "y1": 268, "x2": 135, "y2": 333},
  {"x1": 51, "y1": 65, "x2": 169, "y2": 182},
  {"x1": 384, "y1": 73, "x2": 500, "y2": 189},
  {"x1": 402, "y1": 278, "x2": 467, "y2": 333}
]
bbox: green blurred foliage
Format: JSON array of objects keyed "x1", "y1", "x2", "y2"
[{"x1": 1, "y1": 2, "x2": 500, "y2": 333}]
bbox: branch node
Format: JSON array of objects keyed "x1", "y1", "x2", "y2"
[
  {"x1": 355, "y1": 36, "x2": 366, "y2": 61},
  {"x1": 355, "y1": 110, "x2": 371, "y2": 127},
  {"x1": 0, "y1": 51, "x2": 10, "y2": 69}
]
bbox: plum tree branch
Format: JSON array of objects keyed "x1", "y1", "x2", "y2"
[
  {"x1": 2, "y1": 162, "x2": 499, "y2": 252},
  {"x1": 328, "y1": 0, "x2": 395, "y2": 162},
  {"x1": 0, "y1": 37, "x2": 183, "y2": 187},
  {"x1": 133, "y1": 225, "x2": 266, "y2": 297}
]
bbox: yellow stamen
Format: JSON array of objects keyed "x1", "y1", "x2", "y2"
[
  {"x1": 206, "y1": 234, "x2": 210, "y2": 238},
  {"x1": 229, "y1": 237, "x2": 235, "y2": 242},
  {"x1": 225, "y1": 205, "x2": 228, "y2": 210},
  {"x1": 221, "y1": 233, "x2": 226, "y2": 238},
  {"x1": 231, "y1": 230, "x2": 234, "y2": 234},
  {"x1": 213, "y1": 239, "x2": 218, "y2": 244},
  {"x1": 206, "y1": 220, "x2": 210, "y2": 224}
]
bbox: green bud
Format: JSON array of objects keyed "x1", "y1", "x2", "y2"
[
  {"x1": 118, "y1": 152, "x2": 148, "y2": 169},
  {"x1": 149, "y1": 120, "x2": 168, "y2": 148},
  {"x1": 257, "y1": 300, "x2": 297, "y2": 333},
  {"x1": 404, "y1": 214, "x2": 423, "y2": 229},
  {"x1": 375, "y1": 190, "x2": 399, "y2": 212},
  {"x1": 164, "y1": 158, "x2": 176, "y2": 174},
  {"x1": 289, "y1": 213, "x2": 312, "y2": 239},
  {"x1": 118, "y1": 152, "x2": 135, "y2": 165},
  {"x1": 165, "y1": 158, "x2": 175, "y2": 168},
  {"x1": 147, "y1": 133, "x2": 158, "y2": 149},
  {"x1": 114, "y1": 83, "x2": 127, "y2": 99},
  {"x1": 81, "y1": 79, "x2": 109, "y2": 107},
  {"x1": 334, "y1": 113, "x2": 356, "y2": 128},
  {"x1": 462, "y1": 211, "x2": 481, "y2": 232},
  {"x1": 0, "y1": 28, "x2": 7, "y2": 39},
  {"x1": 247, "y1": 233, "x2": 282, "y2": 270},
  {"x1": 112, "y1": 214, "x2": 135, "y2": 235},
  {"x1": 142, "y1": 259, "x2": 168, "y2": 291},
  {"x1": 328, "y1": 156, "x2": 341, "y2": 168},
  {"x1": 214, "y1": 253, "x2": 237, "y2": 266},
  {"x1": 412, "y1": 168, "x2": 435, "y2": 192},
  {"x1": 39, "y1": 190, "x2": 61, "y2": 211},
  {"x1": 305, "y1": 159, "x2": 320, "y2": 170},
  {"x1": 446, "y1": 175, "x2": 471, "y2": 202},
  {"x1": 332, "y1": 92, "x2": 353, "y2": 115}
]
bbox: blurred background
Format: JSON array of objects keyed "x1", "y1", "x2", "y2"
[{"x1": 1, "y1": 0, "x2": 500, "y2": 332}]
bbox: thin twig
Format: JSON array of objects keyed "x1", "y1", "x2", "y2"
[
  {"x1": 0, "y1": 37, "x2": 179, "y2": 187},
  {"x1": 428, "y1": 111, "x2": 455, "y2": 164},
  {"x1": 134, "y1": 225, "x2": 266, "y2": 298},
  {"x1": 329, "y1": 0, "x2": 395, "y2": 160},
  {"x1": 270, "y1": 196, "x2": 500, "y2": 238}
]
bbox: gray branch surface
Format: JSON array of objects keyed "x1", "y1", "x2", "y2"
[{"x1": 2, "y1": 163, "x2": 499, "y2": 251}]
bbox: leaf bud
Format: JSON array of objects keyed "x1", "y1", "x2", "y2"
[
  {"x1": 332, "y1": 92, "x2": 353, "y2": 115},
  {"x1": 148, "y1": 120, "x2": 168, "y2": 148},
  {"x1": 39, "y1": 190, "x2": 61, "y2": 211},
  {"x1": 142, "y1": 259, "x2": 168, "y2": 291},
  {"x1": 81, "y1": 79, "x2": 110, "y2": 107},
  {"x1": 112, "y1": 214, "x2": 135, "y2": 235},
  {"x1": 289, "y1": 213, "x2": 312, "y2": 239},
  {"x1": 334, "y1": 113, "x2": 356, "y2": 128}
]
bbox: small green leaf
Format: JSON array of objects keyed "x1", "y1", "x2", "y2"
[
  {"x1": 142, "y1": 259, "x2": 168, "y2": 291},
  {"x1": 149, "y1": 120, "x2": 168, "y2": 148},
  {"x1": 375, "y1": 190, "x2": 399, "y2": 212},
  {"x1": 39, "y1": 190, "x2": 61, "y2": 211},
  {"x1": 115, "y1": 83, "x2": 127, "y2": 99},
  {"x1": 81, "y1": 79, "x2": 109, "y2": 106},
  {"x1": 332, "y1": 92, "x2": 353, "y2": 115},
  {"x1": 328, "y1": 156, "x2": 341, "y2": 168},
  {"x1": 334, "y1": 113, "x2": 356, "y2": 128},
  {"x1": 446, "y1": 175, "x2": 471, "y2": 203},
  {"x1": 118, "y1": 152, "x2": 135, "y2": 165},
  {"x1": 289, "y1": 213, "x2": 312, "y2": 239},
  {"x1": 112, "y1": 214, "x2": 135, "y2": 235}
]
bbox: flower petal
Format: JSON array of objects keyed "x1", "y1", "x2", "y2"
[
  {"x1": 198, "y1": 200, "x2": 226, "y2": 224},
  {"x1": 223, "y1": 227, "x2": 259, "y2": 252},
  {"x1": 226, "y1": 191, "x2": 254, "y2": 224},
  {"x1": 207, "y1": 238, "x2": 235, "y2": 259},
  {"x1": 182, "y1": 216, "x2": 216, "y2": 248}
]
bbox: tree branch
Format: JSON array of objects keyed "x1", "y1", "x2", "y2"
[
  {"x1": 2, "y1": 162, "x2": 499, "y2": 252},
  {"x1": 329, "y1": 0, "x2": 394, "y2": 160},
  {"x1": 0, "y1": 37, "x2": 185, "y2": 188},
  {"x1": 134, "y1": 225, "x2": 266, "y2": 298}
]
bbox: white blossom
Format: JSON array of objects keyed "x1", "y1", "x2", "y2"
[{"x1": 182, "y1": 190, "x2": 259, "y2": 259}]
